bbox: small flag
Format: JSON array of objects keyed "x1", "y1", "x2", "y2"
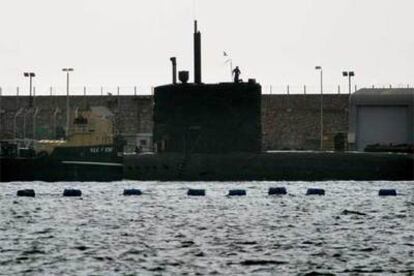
[{"x1": 223, "y1": 51, "x2": 228, "y2": 57}]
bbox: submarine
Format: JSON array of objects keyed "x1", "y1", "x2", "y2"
[{"x1": 123, "y1": 21, "x2": 413, "y2": 181}]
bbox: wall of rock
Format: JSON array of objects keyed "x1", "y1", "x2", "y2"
[
  {"x1": 0, "y1": 95, "x2": 153, "y2": 140},
  {"x1": 0, "y1": 94, "x2": 349, "y2": 150},
  {"x1": 262, "y1": 94, "x2": 349, "y2": 150}
]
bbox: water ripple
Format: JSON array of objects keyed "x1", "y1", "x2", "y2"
[{"x1": 0, "y1": 181, "x2": 413, "y2": 275}]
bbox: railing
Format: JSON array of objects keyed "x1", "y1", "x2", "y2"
[
  {"x1": 0, "y1": 83, "x2": 412, "y2": 96},
  {"x1": 261, "y1": 84, "x2": 412, "y2": 95},
  {"x1": 0, "y1": 86, "x2": 154, "y2": 96}
]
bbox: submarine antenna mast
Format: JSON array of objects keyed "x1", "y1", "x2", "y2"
[{"x1": 194, "y1": 20, "x2": 202, "y2": 84}]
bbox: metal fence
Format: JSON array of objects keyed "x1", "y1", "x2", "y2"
[
  {"x1": 0, "y1": 83, "x2": 411, "y2": 96},
  {"x1": 0, "y1": 86, "x2": 154, "y2": 96}
]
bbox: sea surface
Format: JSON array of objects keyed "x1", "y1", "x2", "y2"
[{"x1": 0, "y1": 181, "x2": 413, "y2": 275}]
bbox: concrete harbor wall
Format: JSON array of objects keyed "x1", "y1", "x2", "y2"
[
  {"x1": 0, "y1": 94, "x2": 349, "y2": 151},
  {"x1": 0, "y1": 95, "x2": 154, "y2": 152},
  {"x1": 262, "y1": 94, "x2": 349, "y2": 150}
]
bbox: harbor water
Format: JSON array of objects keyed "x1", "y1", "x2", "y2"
[{"x1": 1, "y1": 181, "x2": 413, "y2": 275}]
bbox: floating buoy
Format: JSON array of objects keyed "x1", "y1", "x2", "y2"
[
  {"x1": 17, "y1": 189, "x2": 35, "y2": 197},
  {"x1": 378, "y1": 189, "x2": 397, "y2": 196},
  {"x1": 306, "y1": 188, "x2": 325, "y2": 196},
  {"x1": 123, "y1": 189, "x2": 142, "y2": 196},
  {"x1": 342, "y1": 209, "x2": 367, "y2": 216},
  {"x1": 268, "y1": 187, "x2": 287, "y2": 195},
  {"x1": 228, "y1": 189, "x2": 247, "y2": 196},
  {"x1": 63, "y1": 189, "x2": 82, "y2": 197},
  {"x1": 187, "y1": 189, "x2": 206, "y2": 196}
]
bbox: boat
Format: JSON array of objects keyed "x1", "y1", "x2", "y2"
[{"x1": 0, "y1": 106, "x2": 123, "y2": 182}]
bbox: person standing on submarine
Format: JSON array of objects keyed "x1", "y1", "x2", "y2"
[{"x1": 233, "y1": 66, "x2": 241, "y2": 83}]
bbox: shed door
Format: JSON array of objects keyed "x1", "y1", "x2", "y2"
[{"x1": 357, "y1": 106, "x2": 408, "y2": 151}]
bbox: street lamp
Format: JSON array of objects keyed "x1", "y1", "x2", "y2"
[
  {"x1": 62, "y1": 68, "x2": 74, "y2": 137},
  {"x1": 315, "y1": 66, "x2": 323, "y2": 151},
  {"x1": 23, "y1": 72, "x2": 35, "y2": 107},
  {"x1": 342, "y1": 71, "x2": 355, "y2": 94}
]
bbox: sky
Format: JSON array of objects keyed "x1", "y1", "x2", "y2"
[{"x1": 0, "y1": 0, "x2": 414, "y2": 94}]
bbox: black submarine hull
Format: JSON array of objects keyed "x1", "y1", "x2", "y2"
[
  {"x1": 123, "y1": 152, "x2": 414, "y2": 181},
  {"x1": 2, "y1": 151, "x2": 412, "y2": 182}
]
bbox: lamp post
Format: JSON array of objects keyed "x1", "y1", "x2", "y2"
[
  {"x1": 23, "y1": 72, "x2": 35, "y2": 107},
  {"x1": 342, "y1": 71, "x2": 355, "y2": 94},
  {"x1": 62, "y1": 68, "x2": 74, "y2": 137},
  {"x1": 315, "y1": 66, "x2": 323, "y2": 151}
]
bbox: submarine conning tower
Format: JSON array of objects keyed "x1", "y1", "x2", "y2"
[{"x1": 153, "y1": 21, "x2": 262, "y2": 154}]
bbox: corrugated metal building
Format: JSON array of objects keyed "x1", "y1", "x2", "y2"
[{"x1": 348, "y1": 88, "x2": 414, "y2": 151}]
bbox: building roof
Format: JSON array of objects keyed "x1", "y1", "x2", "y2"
[{"x1": 351, "y1": 88, "x2": 414, "y2": 106}]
